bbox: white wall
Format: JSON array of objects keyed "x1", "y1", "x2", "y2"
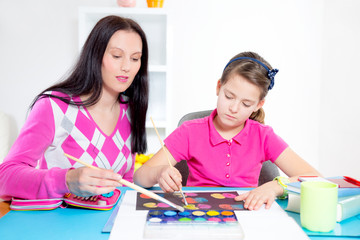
[
  {"x1": 165, "y1": 0, "x2": 324, "y2": 173},
  {"x1": 0, "y1": 0, "x2": 359, "y2": 179},
  {"x1": 319, "y1": 0, "x2": 360, "y2": 178}
]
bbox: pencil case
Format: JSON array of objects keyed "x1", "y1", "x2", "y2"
[
  {"x1": 10, "y1": 189, "x2": 121, "y2": 211},
  {"x1": 63, "y1": 189, "x2": 121, "y2": 210},
  {"x1": 10, "y1": 198, "x2": 64, "y2": 211}
]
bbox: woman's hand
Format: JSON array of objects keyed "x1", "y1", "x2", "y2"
[
  {"x1": 234, "y1": 181, "x2": 283, "y2": 210},
  {"x1": 65, "y1": 167, "x2": 122, "y2": 197},
  {"x1": 156, "y1": 165, "x2": 182, "y2": 193}
]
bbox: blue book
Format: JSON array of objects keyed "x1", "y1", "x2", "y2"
[{"x1": 287, "y1": 179, "x2": 360, "y2": 198}]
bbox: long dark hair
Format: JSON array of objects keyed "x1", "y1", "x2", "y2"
[
  {"x1": 31, "y1": 15, "x2": 149, "y2": 153},
  {"x1": 221, "y1": 52, "x2": 273, "y2": 124}
]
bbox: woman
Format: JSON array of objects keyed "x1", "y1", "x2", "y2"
[{"x1": 0, "y1": 15, "x2": 149, "y2": 200}]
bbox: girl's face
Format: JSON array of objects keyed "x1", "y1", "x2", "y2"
[
  {"x1": 101, "y1": 30, "x2": 142, "y2": 96},
  {"x1": 216, "y1": 74, "x2": 264, "y2": 131}
]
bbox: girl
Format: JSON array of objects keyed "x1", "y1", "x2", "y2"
[
  {"x1": 0, "y1": 15, "x2": 149, "y2": 200},
  {"x1": 134, "y1": 51, "x2": 321, "y2": 210}
]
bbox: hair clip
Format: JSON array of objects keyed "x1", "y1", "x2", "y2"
[{"x1": 267, "y1": 69, "x2": 278, "y2": 90}]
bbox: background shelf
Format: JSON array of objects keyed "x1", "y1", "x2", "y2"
[{"x1": 79, "y1": 7, "x2": 171, "y2": 154}]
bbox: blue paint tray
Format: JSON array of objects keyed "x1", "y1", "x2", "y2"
[{"x1": 143, "y1": 210, "x2": 245, "y2": 239}]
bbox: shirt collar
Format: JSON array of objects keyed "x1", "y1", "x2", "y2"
[{"x1": 208, "y1": 109, "x2": 250, "y2": 146}]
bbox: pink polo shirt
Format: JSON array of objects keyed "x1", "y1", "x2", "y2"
[{"x1": 164, "y1": 109, "x2": 288, "y2": 187}]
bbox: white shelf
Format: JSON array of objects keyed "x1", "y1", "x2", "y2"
[
  {"x1": 79, "y1": 6, "x2": 167, "y2": 15},
  {"x1": 79, "y1": 7, "x2": 171, "y2": 154},
  {"x1": 79, "y1": 7, "x2": 168, "y2": 66}
]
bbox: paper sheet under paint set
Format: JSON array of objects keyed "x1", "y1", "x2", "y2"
[{"x1": 137, "y1": 191, "x2": 245, "y2": 239}]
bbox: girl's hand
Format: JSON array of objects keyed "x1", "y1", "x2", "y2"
[
  {"x1": 65, "y1": 167, "x2": 122, "y2": 197},
  {"x1": 234, "y1": 181, "x2": 283, "y2": 210},
  {"x1": 156, "y1": 165, "x2": 182, "y2": 193}
]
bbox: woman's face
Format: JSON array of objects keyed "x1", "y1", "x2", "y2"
[
  {"x1": 101, "y1": 30, "x2": 142, "y2": 96},
  {"x1": 215, "y1": 74, "x2": 264, "y2": 131}
]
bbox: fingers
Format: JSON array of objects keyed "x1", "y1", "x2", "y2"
[
  {"x1": 66, "y1": 167, "x2": 122, "y2": 197},
  {"x1": 82, "y1": 168, "x2": 122, "y2": 187},
  {"x1": 159, "y1": 173, "x2": 180, "y2": 192},
  {"x1": 89, "y1": 168, "x2": 122, "y2": 181},
  {"x1": 158, "y1": 167, "x2": 182, "y2": 192},
  {"x1": 96, "y1": 169, "x2": 122, "y2": 187},
  {"x1": 171, "y1": 168, "x2": 183, "y2": 188},
  {"x1": 265, "y1": 197, "x2": 275, "y2": 209},
  {"x1": 159, "y1": 177, "x2": 175, "y2": 193},
  {"x1": 235, "y1": 192, "x2": 249, "y2": 201},
  {"x1": 237, "y1": 191, "x2": 276, "y2": 211},
  {"x1": 243, "y1": 194, "x2": 265, "y2": 210}
]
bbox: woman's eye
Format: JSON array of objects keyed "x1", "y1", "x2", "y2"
[
  {"x1": 113, "y1": 55, "x2": 121, "y2": 59},
  {"x1": 132, "y1": 58, "x2": 140, "y2": 62},
  {"x1": 225, "y1": 95, "x2": 232, "y2": 99}
]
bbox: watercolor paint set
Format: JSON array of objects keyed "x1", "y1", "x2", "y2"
[
  {"x1": 143, "y1": 209, "x2": 245, "y2": 239},
  {"x1": 146, "y1": 209, "x2": 238, "y2": 224}
]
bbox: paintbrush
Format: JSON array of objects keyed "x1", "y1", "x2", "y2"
[
  {"x1": 64, "y1": 153, "x2": 185, "y2": 212},
  {"x1": 150, "y1": 117, "x2": 189, "y2": 206}
]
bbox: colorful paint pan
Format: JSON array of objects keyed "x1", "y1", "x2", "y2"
[
  {"x1": 194, "y1": 217, "x2": 207, "y2": 222},
  {"x1": 178, "y1": 211, "x2": 191, "y2": 217},
  {"x1": 221, "y1": 210, "x2": 235, "y2": 216},
  {"x1": 163, "y1": 210, "x2": 177, "y2": 217},
  {"x1": 149, "y1": 210, "x2": 163, "y2": 217},
  {"x1": 192, "y1": 210, "x2": 206, "y2": 217},
  {"x1": 206, "y1": 210, "x2": 220, "y2": 217}
]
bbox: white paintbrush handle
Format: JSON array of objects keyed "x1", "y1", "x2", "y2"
[
  {"x1": 120, "y1": 179, "x2": 183, "y2": 211},
  {"x1": 119, "y1": 179, "x2": 160, "y2": 201},
  {"x1": 64, "y1": 153, "x2": 184, "y2": 211}
]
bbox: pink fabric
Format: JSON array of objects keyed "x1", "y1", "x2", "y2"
[
  {"x1": 0, "y1": 92, "x2": 134, "y2": 200},
  {"x1": 164, "y1": 109, "x2": 288, "y2": 187}
]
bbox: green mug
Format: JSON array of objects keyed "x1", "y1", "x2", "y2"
[{"x1": 300, "y1": 181, "x2": 338, "y2": 232}]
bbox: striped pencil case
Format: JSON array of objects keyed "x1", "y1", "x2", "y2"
[
  {"x1": 10, "y1": 189, "x2": 121, "y2": 211},
  {"x1": 10, "y1": 198, "x2": 63, "y2": 211}
]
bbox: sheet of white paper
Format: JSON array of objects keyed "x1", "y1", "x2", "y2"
[
  {"x1": 235, "y1": 203, "x2": 309, "y2": 240},
  {"x1": 109, "y1": 190, "x2": 309, "y2": 240},
  {"x1": 109, "y1": 190, "x2": 147, "y2": 239}
]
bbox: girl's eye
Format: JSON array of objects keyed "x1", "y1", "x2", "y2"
[
  {"x1": 225, "y1": 95, "x2": 232, "y2": 99},
  {"x1": 132, "y1": 58, "x2": 140, "y2": 62},
  {"x1": 113, "y1": 55, "x2": 121, "y2": 59},
  {"x1": 242, "y1": 102, "x2": 251, "y2": 107}
]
